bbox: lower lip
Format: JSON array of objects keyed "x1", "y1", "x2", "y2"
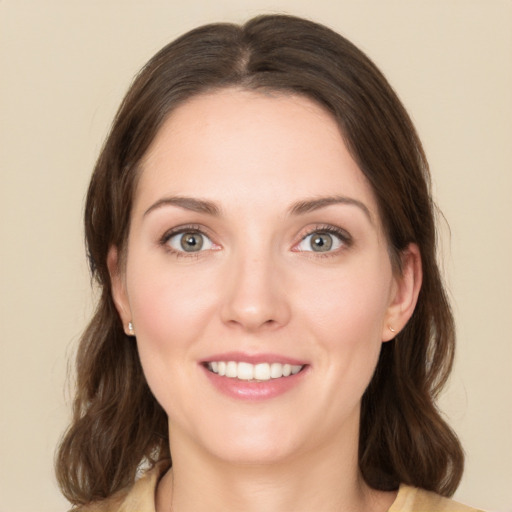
[{"x1": 201, "y1": 365, "x2": 307, "y2": 401}]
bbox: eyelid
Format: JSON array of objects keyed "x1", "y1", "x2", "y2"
[
  {"x1": 159, "y1": 224, "x2": 220, "y2": 255},
  {"x1": 160, "y1": 223, "x2": 202, "y2": 243},
  {"x1": 292, "y1": 224, "x2": 353, "y2": 253}
]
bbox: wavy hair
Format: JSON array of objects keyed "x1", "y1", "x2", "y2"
[{"x1": 56, "y1": 14, "x2": 463, "y2": 506}]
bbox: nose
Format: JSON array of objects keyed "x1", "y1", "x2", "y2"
[{"x1": 220, "y1": 249, "x2": 291, "y2": 332}]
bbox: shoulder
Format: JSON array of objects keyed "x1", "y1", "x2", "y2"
[
  {"x1": 390, "y1": 485, "x2": 485, "y2": 512},
  {"x1": 76, "y1": 461, "x2": 169, "y2": 512}
]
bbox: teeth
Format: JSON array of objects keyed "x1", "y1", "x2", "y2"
[
  {"x1": 254, "y1": 363, "x2": 270, "y2": 380},
  {"x1": 270, "y1": 362, "x2": 283, "y2": 378},
  {"x1": 237, "y1": 362, "x2": 254, "y2": 380},
  {"x1": 226, "y1": 361, "x2": 237, "y2": 378},
  {"x1": 207, "y1": 361, "x2": 303, "y2": 381}
]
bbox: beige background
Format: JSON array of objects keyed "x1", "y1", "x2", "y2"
[{"x1": 1, "y1": 1, "x2": 511, "y2": 511}]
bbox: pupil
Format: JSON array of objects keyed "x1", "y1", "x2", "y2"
[
  {"x1": 312, "y1": 233, "x2": 332, "y2": 252},
  {"x1": 181, "y1": 233, "x2": 203, "y2": 251}
]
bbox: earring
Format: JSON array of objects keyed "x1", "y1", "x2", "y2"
[
  {"x1": 388, "y1": 326, "x2": 396, "y2": 333},
  {"x1": 128, "y1": 322, "x2": 135, "y2": 335}
]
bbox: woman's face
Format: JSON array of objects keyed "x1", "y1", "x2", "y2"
[{"x1": 110, "y1": 89, "x2": 420, "y2": 465}]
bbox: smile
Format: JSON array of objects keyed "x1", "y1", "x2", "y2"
[{"x1": 206, "y1": 361, "x2": 304, "y2": 381}]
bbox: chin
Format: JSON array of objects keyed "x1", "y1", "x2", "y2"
[{"x1": 186, "y1": 412, "x2": 306, "y2": 466}]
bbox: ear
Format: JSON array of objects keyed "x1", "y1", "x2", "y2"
[
  {"x1": 107, "y1": 246, "x2": 133, "y2": 335},
  {"x1": 382, "y1": 243, "x2": 422, "y2": 342}
]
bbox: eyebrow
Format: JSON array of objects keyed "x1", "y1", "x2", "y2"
[
  {"x1": 143, "y1": 194, "x2": 373, "y2": 223},
  {"x1": 143, "y1": 196, "x2": 221, "y2": 217},
  {"x1": 289, "y1": 195, "x2": 373, "y2": 223}
]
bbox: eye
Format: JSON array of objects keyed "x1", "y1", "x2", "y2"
[
  {"x1": 295, "y1": 229, "x2": 348, "y2": 253},
  {"x1": 166, "y1": 231, "x2": 214, "y2": 253}
]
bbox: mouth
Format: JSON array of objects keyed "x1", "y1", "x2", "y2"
[
  {"x1": 201, "y1": 354, "x2": 308, "y2": 400},
  {"x1": 204, "y1": 361, "x2": 304, "y2": 381}
]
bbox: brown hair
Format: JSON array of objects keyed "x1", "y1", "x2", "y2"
[{"x1": 56, "y1": 14, "x2": 463, "y2": 506}]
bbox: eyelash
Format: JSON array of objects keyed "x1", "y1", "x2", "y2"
[
  {"x1": 294, "y1": 224, "x2": 353, "y2": 257},
  {"x1": 158, "y1": 224, "x2": 352, "y2": 258},
  {"x1": 159, "y1": 224, "x2": 215, "y2": 258}
]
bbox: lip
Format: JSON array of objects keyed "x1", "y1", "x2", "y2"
[
  {"x1": 202, "y1": 351, "x2": 307, "y2": 366},
  {"x1": 200, "y1": 352, "x2": 309, "y2": 401}
]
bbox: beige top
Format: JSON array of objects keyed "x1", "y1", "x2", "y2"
[{"x1": 79, "y1": 464, "x2": 483, "y2": 512}]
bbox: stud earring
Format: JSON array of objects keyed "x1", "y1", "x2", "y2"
[
  {"x1": 388, "y1": 326, "x2": 396, "y2": 333},
  {"x1": 128, "y1": 322, "x2": 135, "y2": 335}
]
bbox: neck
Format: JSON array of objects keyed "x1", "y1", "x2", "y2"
[{"x1": 156, "y1": 427, "x2": 396, "y2": 512}]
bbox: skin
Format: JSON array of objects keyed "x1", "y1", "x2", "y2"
[{"x1": 109, "y1": 89, "x2": 422, "y2": 512}]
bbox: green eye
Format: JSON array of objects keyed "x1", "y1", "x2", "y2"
[
  {"x1": 167, "y1": 231, "x2": 213, "y2": 252},
  {"x1": 310, "y1": 233, "x2": 333, "y2": 252},
  {"x1": 297, "y1": 231, "x2": 345, "y2": 252}
]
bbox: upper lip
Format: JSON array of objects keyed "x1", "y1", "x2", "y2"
[{"x1": 201, "y1": 351, "x2": 307, "y2": 366}]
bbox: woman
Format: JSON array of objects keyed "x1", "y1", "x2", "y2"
[{"x1": 56, "y1": 14, "x2": 481, "y2": 512}]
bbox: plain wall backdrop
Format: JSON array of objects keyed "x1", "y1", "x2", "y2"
[{"x1": 1, "y1": 1, "x2": 511, "y2": 511}]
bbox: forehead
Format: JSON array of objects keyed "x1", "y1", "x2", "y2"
[{"x1": 135, "y1": 88, "x2": 378, "y2": 218}]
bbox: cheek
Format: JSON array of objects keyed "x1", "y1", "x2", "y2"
[
  {"x1": 127, "y1": 257, "x2": 218, "y2": 345},
  {"x1": 125, "y1": 259, "x2": 220, "y2": 403},
  {"x1": 299, "y1": 258, "x2": 393, "y2": 394},
  {"x1": 301, "y1": 259, "x2": 392, "y2": 343}
]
